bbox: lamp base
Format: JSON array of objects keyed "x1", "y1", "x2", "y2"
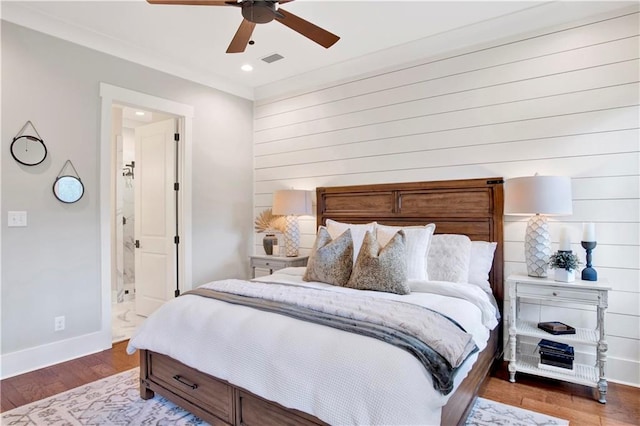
[
  {"x1": 524, "y1": 215, "x2": 551, "y2": 278},
  {"x1": 581, "y1": 241, "x2": 597, "y2": 281},
  {"x1": 283, "y1": 215, "x2": 300, "y2": 257},
  {"x1": 581, "y1": 267, "x2": 598, "y2": 281}
]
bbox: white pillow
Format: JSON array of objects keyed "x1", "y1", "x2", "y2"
[
  {"x1": 376, "y1": 223, "x2": 435, "y2": 281},
  {"x1": 326, "y1": 219, "x2": 376, "y2": 265},
  {"x1": 427, "y1": 234, "x2": 472, "y2": 283},
  {"x1": 468, "y1": 241, "x2": 497, "y2": 293}
]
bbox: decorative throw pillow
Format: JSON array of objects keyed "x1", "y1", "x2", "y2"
[
  {"x1": 326, "y1": 219, "x2": 376, "y2": 265},
  {"x1": 427, "y1": 234, "x2": 472, "y2": 283},
  {"x1": 376, "y1": 223, "x2": 435, "y2": 281},
  {"x1": 468, "y1": 241, "x2": 497, "y2": 293},
  {"x1": 345, "y1": 230, "x2": 410, "y2": 295},
  {"x1": 303, "y1": 227, "x2": 353, "y2": 286}
]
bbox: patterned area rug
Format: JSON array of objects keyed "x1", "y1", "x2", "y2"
[
  {"x1": 466, "y1": 397, "x2": 569, "y2": 426},
  {"x1": 1, "y1": 368, "x2": 205, "y2": 425},
  {"x1": 2, "y1": 368, "x2": 569, "y2": 426}
]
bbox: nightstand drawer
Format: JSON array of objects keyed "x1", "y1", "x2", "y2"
[
  {"x1": 251, "y1": 257, "x2": 289, "y2": 269},
  {"x1": 250, "y1": 255, "x2": 308, "y2": 278},
  {"x1": 518, "y1": 283, "x2": 600, "y2": 304}
]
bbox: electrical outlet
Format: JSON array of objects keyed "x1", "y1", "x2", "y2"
[{"x1": 54, "y1": 316, "x2": 65, "y2": 331}]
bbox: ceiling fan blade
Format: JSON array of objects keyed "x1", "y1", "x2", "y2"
[
  {"x1": 275, "y1": 8, "x2": 339, "y2": 49},
  {"x1": 147, "y1": 1, "x2": 231, "y2": 5},
  {"x1": 227, "y1": 19, "x2": 256, "y2": 53}
]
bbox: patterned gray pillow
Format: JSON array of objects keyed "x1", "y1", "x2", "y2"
[
  {"x1": 345, "y1": 230, "x2": 410, "y2": 295},
  {"x1": 303, "y1": 227, "x2": 353, "y2": 286}
]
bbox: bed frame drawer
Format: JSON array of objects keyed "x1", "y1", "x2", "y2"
[
  {"x1": 147, "y1": 352, "x2": 234, "y2": 424},
  {"x1": 238, "y1": 391, "x2": 325, "y2": 426}
]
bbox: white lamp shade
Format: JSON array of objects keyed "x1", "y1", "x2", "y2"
[
  {"x1": 272, "y1": 190, "x2": 312, "y2": 216},
  {"x1": 504, "y1": 175, "x2": 572, "y2": 216}
]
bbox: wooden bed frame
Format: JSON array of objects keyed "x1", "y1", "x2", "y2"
[{"x1": 139, "y1": 177, "x2": 504, "y2": 426}]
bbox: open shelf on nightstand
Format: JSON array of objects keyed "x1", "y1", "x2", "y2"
[
  {"x1": 516, "y1": 354, "x2": 599, "y2": 387},
  {"x1": 516, "y1": 320, "x2": 598, "y2": 346}
]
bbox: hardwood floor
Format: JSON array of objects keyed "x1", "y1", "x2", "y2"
[
  {"x1": 1, "y1": 346, "x2": 638, "y2": 425},
  {"x1": 480, "y1": 363, "x2": 640, "y2": 426},
  {"x1": 1, "y1": 340, "x2": 137, "y2": 412}
]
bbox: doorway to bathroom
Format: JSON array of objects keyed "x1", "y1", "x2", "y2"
[
  {"x1": 100, "y1": 83, "x2": 194, "y2": 347},
  {"x1": 112, "y1": 106, "x2": 178, "y2": 342}
]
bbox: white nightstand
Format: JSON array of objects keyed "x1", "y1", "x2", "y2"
[
  {"x1": 250, "y1": 255, "x2": 308, "y2": 278},
  {"x1": 506, "y1": 274, "x2": 611, "y2": 403}
]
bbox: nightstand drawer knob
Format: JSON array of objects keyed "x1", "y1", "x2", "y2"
[
  {"x1": 553, "y1": 292, "x2": 558, "y2": 296},
  {"x1": 265, "y1": 262, "x2": 270, "y2": 266}
]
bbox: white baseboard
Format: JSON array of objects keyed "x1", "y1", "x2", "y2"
[{"x1": 0, "y1": 331, "x2": 111, "y2": 380}]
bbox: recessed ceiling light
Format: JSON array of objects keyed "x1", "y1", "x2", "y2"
[
  {"x1": 241, "y1": 64, "x2": 253, "y2": 72},
  {"x1": 135, "y1": 111, "x2": 145, "y2": 116}
]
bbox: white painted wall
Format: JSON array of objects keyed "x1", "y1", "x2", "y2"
[
  {"x1": 253, "y1": 8, "x2": 639, "y2": 386},
  {"x1": 1, "y1": 21, "x2": 254, "y2": 377}
]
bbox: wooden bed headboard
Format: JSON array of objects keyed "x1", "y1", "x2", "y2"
[{"x1": 316, "y1": 177, "x2": 505, "y2": 310}]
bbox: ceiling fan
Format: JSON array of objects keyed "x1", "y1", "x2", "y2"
[{"x1": 147, "y1": 0, "x2": 340, "y2": 54}]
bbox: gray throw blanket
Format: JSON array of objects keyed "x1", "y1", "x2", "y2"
[{"x1": 185, "y1": 279, "x2": 478, "y2": 395}]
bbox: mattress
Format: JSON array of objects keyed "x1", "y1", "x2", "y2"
[{"x1": 127, "y1": 267, "x2": 498, "y2": 425}]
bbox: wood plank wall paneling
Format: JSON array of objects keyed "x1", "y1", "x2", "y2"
[{"x1": 252, "y1": 8, "x2": 640, "y2": 386}]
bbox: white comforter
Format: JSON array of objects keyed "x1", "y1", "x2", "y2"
[{"x1": 127, "y1": 268, "x2": 497, "y2": 426}]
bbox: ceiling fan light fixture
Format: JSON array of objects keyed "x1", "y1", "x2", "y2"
[{"x1": 242, "y1": 0, "x2": 277, "y2": 24}]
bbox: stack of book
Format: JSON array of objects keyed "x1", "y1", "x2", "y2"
[{"x1": 537, "y1": 339, "x2": 575, "y2": 375}]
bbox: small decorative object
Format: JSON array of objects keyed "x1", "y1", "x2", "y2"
[
  {"x1": 262, "y1": 234, "x2": 277, "y2": 255},
  {"x1": 537, "y1": 321, "x2": 576, "y2": 335},
  {"x1": 272, "y1": 189, "x2": 313, "y2": 257},
  {"x1": 10, "y1": 120, "x2": 48, "y2": 166},
  {"x1": 53, "y1": 160, "x2": 84, "y2": 203},
  {"x1": 558, "y1": 226, "x2": 571, "y2": 251},
  {"x1": 504, "y1": 174, "x2": 573, "y2": 278},
  {"x1": 254, "y1": 208, "x2": 285, "y2": 233},
  {"x1": 549, "y1": 250, "x2": 579, "y2": 282},
  {"x1": 581, "y1": 222, "x2": 597, "y2": 281},
  {"x1": 254, "y1": 208, "x2": 285, "y2": 255}
]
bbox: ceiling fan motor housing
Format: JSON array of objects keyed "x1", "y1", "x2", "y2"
[{"x1": 241, "y1": 0, "x2": 280, "y2": 24}]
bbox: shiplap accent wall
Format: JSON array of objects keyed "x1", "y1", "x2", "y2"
[{"x1": 253, "y1": 9, "x2": 639, "y2": 386}]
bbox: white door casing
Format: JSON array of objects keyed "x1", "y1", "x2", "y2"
[
  {"x1": 134, "y1": 118, "x2": 177, "y2": 317},
  {"x1": 99, "y1": 82, "x2": 193, "y2": 351}
]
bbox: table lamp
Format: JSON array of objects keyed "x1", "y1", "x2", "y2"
[
  {"x1": 272, "y1": 189, "x2": 312, "y2": 257},
  {"x1": 505, "y1": 175, "x2": 573, "y2": 277}
]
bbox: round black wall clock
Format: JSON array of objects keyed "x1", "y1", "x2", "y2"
[{"x1": 11, "y1": 121, "x2": 48, "y2": 166}]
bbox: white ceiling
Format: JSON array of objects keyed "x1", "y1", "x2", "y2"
[{"x1": 1, "y1": 1, "x2": 635, "y2": 100}]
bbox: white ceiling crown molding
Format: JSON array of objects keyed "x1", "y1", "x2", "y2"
[{"x1": 1, "y1": 1, "x2": 255, "y2": 100}]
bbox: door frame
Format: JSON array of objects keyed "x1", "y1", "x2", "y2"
[{"x1": 99, "y1": 83, "x2": 194, "y2": 348}]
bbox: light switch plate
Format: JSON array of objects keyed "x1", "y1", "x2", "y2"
[{"x1": 8, "y1": 211, "x2": 27, "y2": 227}]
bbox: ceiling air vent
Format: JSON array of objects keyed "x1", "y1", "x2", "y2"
[{"x1": 261, "y1": 53, "x2": 284, "y2": 64}]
